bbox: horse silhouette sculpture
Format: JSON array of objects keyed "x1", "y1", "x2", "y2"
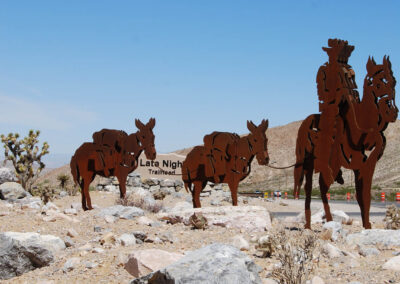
[
  {"x1": 182, "y1": 119, "x2": 269, "y2": 208},
  {"x1": 70, "y1": 118, "x2": 156, "y2": 210},
  {"x1": 294, "y1": 55, "x2": 397, "y2": 229}
]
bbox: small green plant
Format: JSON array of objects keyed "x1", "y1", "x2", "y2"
[
  {"x1": 57, "y1": 174, "x2": 70, "y2": 189},
  {"x1": 1, "y1": 130, "x2": 49, "y2": 192}
]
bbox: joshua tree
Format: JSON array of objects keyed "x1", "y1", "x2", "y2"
[
  {"x1": 1, "y1": 130, "x2": 49, "y2": 192},
  {"x1": 57, "y1": 173, "x2": 70, "y2": 189}
]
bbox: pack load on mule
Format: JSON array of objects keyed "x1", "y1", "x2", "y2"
[
  {"x1": 294, "y1": 39, "x2": 397, "y2": 229},
  {"x1": 70, "y1": 118, "x2": 156, "y2": 210},
  {"x1": 182, "y1": 119, "x2": 269, "y2": 208}
]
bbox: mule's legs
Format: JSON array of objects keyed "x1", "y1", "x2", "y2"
[
  {"x1": 354, "y1": 169, "x2": 372, "y2": 229},
  {"x1": 117, "y1": 172, "x2": 128, "y2": 199},
  {"x1": 192, "y1": 181, "x2": 204, "y2": 208},
  {"x1": 80, "y1": 178, "x2": 88, "y2": 211},
  {"x1": 228, "y1": 181, "x2": 239, "y2": 206},
  {"x1": 319, "y1": 175, "x2": 333, "y2": 222},
  {"x1": 82, "y1": 173, "x2": 95, "y2": 210},
  {"x1": 304, "y1": 160, "x2": 314, "y2": 229}
]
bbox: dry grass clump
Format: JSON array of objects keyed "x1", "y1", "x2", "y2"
[
  {"x1": 31, "y1": 181, "x2": 59, "y2": 204},
  {"x1": 384, "y1": 204, "x2": 400, "y2": 229},
  {"x1": 189, "y1": 213, "x2": 208, "y2": 230},
  {"x1": 117, "y1": 193, "x2": 163, "y2": 213},
  {"x1": 270, "y1": 228, "x2": 319, "y2": 284}
]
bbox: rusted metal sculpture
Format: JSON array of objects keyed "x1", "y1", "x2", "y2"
[
  {"x1": 70, "y1": 118, "x2": 156, "y2": 210},
  {"x1": 294, "y1": 39, "x2": 397, "y2": 229},
  {"x1": 182, "y1": 119, "x2": 269, "y2": 208}
]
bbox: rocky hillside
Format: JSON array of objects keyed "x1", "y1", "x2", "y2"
[
  {"x1": 176, "y1": 119, "x2": 400, "y2": 191},
  {"x1": 38, "y1": 120, "x2": 400, "y2": 192}
]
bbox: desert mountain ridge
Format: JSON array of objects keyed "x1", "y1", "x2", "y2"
[{"x1": 36, "y1": 119, "x2": 400, "y2": 191}]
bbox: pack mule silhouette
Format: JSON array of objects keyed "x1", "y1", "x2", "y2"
[
  {"x1": 70, "y1": 118, "x2": 156, "y2": 210},
  {"x1": 182, "y1": 119, "x2": 269, "y2": 208}
]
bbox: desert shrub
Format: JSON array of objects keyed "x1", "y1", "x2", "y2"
[
  {"x1": 66, "y1": 184, "x2": 79, "y2": 196},
  {"x1": 271, "y1": 228, "x2": 319, "y2": 284},
  {"x1": 116, "y1": 193, "x2": 163, "y2": 213},
  {"x1": 57, "y1": 174, "x2": 70, "y2": 189},
  {"x1": 1, "y1": 130, "x2": 49, "y2": 192},
  {"x1": 384, "y1": 204, "x2": 400, "y2": 230},
  {"x1": 31, "y1": 181, "x2": 59, "y2": 204}
]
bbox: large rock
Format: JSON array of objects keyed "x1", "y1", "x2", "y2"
[
  {"x1": 125, "y1": 249, "x2": 184, "y2": 277},
  {"x1": 382, "y1": 255, "x2": 400, "y2": 271},
  {"x1": 322, "y1": 221, "x2": 343, "y2": 241},
  {"x1": 131, "y1": 243, "x2": 261, "y2": 284},
  {"x1": 0, "y1": 232, "x2": 66, "y2": 280},
  {"x1": 160, "y1": 179, "x2": 175, "y2": 187},
  {"x1": 295, "y1": 208, "x2": 350, "y2": 224},
  {"x1": 0, "y1": 182, "x2": 29, "y2": 200},
  {"x1": 158, "y1": 206, "x2": 272, "y2": 232},
  {"x1": 0, "y1": 168, "x2": 16, "y2": 184},
  {"x1": 346, "y1": 230, "x2": 400, "y2": 247},
  {"x1": 97, "y1": 205, "x2": 144, "y2": 219},
  {"x1": 322, "y1": 243, "x2": 343, "y2": 258}
]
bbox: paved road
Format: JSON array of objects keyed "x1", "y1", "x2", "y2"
[{"x1": 273, "y1": 211, "x2": 386, "y2": 218}]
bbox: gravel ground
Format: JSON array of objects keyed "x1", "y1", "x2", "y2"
[{"x1": 1, "y1": 190, "x2": 399, "y2": 284}]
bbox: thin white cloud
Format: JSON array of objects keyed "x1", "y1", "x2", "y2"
[{"x1": 0, "y1": 94, "x2": 97, "y2": 130}]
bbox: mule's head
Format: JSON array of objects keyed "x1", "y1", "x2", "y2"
[
  {"x1": 366, "y1": 56, "x2": 398, "y2": 122},
  {"x1": 247, "y1": 119, "x2": 269, "y2": 165},
  {"x1": 135, "y1": 118, "x2": 156, "y2": 160}
]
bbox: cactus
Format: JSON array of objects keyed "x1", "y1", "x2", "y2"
[{"x1": 1, "y1": 130, "x2": 49, "y2": 192}]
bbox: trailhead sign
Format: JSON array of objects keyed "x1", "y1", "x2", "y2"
[{"x1": 136, "y1": 152, "x2": 185, "y2": 178}]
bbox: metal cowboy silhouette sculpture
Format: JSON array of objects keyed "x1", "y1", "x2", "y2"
[
  {"x1": 70, "y1": 118, "x2": 156, "y2": 210},
  {"x1": 294, "y1": 39, "x2": 397, "y2": 229},
  {"x1": 182, "y1": 119, "x2": 269, "y2": 208}
]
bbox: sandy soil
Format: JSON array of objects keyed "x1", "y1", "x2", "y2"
[{"x1": 1, "y1": 190, "x2": 399, "y2": 284}]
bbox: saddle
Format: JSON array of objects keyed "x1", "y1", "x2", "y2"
[{"x1": 203, "y1": 132, "x2": 240, "y2": 183}]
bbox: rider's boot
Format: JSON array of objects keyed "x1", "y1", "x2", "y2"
[{"x1": 335, "y1": 169, "x2": 344, "y2": 184}]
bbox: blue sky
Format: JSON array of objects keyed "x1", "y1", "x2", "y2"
[{"x1": 0, "y1": 1, "x2": 399, "y2": 167}]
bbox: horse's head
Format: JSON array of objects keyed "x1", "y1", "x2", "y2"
[
  {"x1": 247, "y1": 119, "x2": 269, "y2": 165},
  {"x1": 366, "y1": 56, "x2": 398, "y2": 123},
  {"x1": 135, "y1": 118, "x2": 156, "y2": 160}
]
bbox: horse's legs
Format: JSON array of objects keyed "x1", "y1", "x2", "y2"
[
  {"x1": 304, "y1": 160, "x2": 314, "y2": 229},
  {"x1": 354, "y1": 170, "x2": 365, "y2": 224},
  {"x1": 192, "y1": 181, "x2": 204, "y2": 208},
  {"x1": 355, "y1": 169, "x2": 372, "y2": 229},
  {"x1": 117, "y1": 172, "x2": 128, "y2": 199},
  {"x1": 228, "y1": 181, "x2": 239, "y2": 206},
  {"x1": 319, "y1": 175, "x2": 333, "y2": 222},
  {"x1": 293, "y1": 165, "x2": 304, "y2": 199}
]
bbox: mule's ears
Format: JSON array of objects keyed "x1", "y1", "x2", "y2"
[
  {"x1": 135, "y1": 119, "x2": 145, "y2": 130},
  {"x1": 147, "y1": 118, "x2": 156, "y2": 129},
  {"x1": 260, "y1": 119, "x2": 269, "y2": 131},
  {"x1": 247, "y1": 120, "x2": 257, "y2": 133},
  {"x1": 383, "y1": 55, "x2": 391, "y2": 70},
  {"x1": 366, "y1": 56, "x2": 376, "y2": 75}
]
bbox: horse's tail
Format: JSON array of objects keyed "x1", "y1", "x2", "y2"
[
  {"x1": 293, "y1": 114, "x2": 318, "y2": 197},
  {"x1": 70, "y1": 155, "x2": 80, "y2": 186}
]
